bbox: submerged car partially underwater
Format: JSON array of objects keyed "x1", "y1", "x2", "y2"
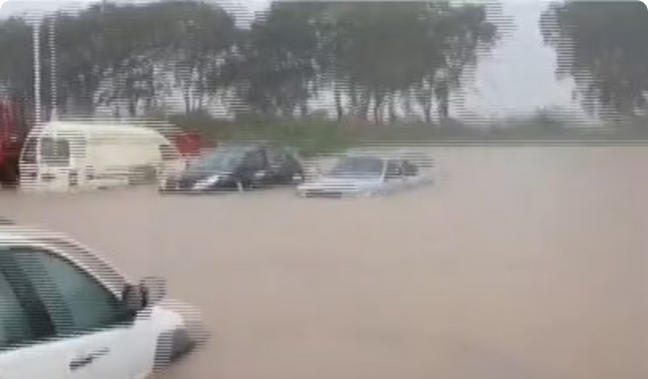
[
  {"x1": 296, "y1": 152, "x2": 433, "y2": 198},
  {"x1": 160, "y1": 144, "x2": 304, "y2": 193},
  {"x1": 0, "y1": 220, "x2": 209, "y2": 379}
]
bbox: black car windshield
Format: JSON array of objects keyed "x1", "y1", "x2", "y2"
[
  {"x1": 189, "y1": 149, "x2": 247, "y2": 172},
  {"x1": 328, "y1": 156, "x2": 384, "y2": 178}
]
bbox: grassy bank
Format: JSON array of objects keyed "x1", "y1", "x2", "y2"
[{"x1": 168, "y1": 115, "x2": 648, "y2": 156}]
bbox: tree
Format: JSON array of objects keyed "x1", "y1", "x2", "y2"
[
  {"x1": 232, "y1": 2, "x2": 324, "y2": 118},
  {"x1": 540, "y1": 1, "x2": 648, "y2": 120},
  {"x1": 414, "y1": 2, "x2": 497, "y2": 124},
  {"x1": 315, "y1": 1, "x2": 497, "y2": 124},
  {"x1": 0, "y1": 0, "x2": 498, "y2": 125}
]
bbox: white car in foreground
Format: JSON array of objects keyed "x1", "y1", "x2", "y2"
[
  {"x1": 0, "y1": 220, "x2": 208, "y2": 379},
  {"x1": 296, "y1": 153, "x2": 433, "y2": 198}
]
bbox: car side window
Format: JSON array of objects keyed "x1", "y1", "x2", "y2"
[
  {"x1": 242, "y1": 149, "x2": 266, "y2": 171},
  {"x1": 0, "y1": 270, "x2": 35, "y2": 348},
  {"x1": 385, "y1": 160, "x2": 403, "y2": 180},
  {"x1": 266, "y1": 148, "x2": 288, "y2": 170},
  {"x1": 402, "y1": 160, "x2": 419, "y2": 176},
  {"x1": 9, "y1": 247, "x2": 130, "y2": 336}
]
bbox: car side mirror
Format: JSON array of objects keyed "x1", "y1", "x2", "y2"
[
  {"x1": 122, "y1": 283, "x2": 148, "y2": 313},
  {"x1": 140, "y1": 276, "x2": 167, "y2": 305},
  {"x1": 122, "y1": 276, "x2": 167, "y2": 312}
]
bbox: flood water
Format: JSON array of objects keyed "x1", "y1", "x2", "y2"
[{"x1": 2, "y1": 146, "x2": 647, "y2": 379}]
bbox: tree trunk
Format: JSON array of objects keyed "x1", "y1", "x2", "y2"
[
  {"x1": 423, "y1": 101, "x2": 432, "y2": 125},
  {"x1": 184, "y1": 88, "x2": 191, "y2": 115},
  {"x1": 349, "y1": 81, "x2": 358, "y2": 119},
  {"x1": 435, "y1": 80, "x2": 449, "y2": 121},
  {"x1": 438, "y1": 99, "x2": 449, "y2": 121},
  {"x1": 300, "y1": 102, "x2": 308, "y2": 117},
  {"x1": 373, "y1": 92, "x2": 384, "y2": 125},
  {"x1": 388, "y1": 92, "x2": 397, "y2": 124},
  {"x1": 358, "y1": 88, "x2": 370, "y2": 121},
  {"x1": 128, "y1": 97, "x2": 137, "y2": 117},
  {"x1": 334, "y1": 82, "x2": 343, "y2": 122},
  {"x1": 402, "y1": 89, "x2": 413, "y2": 119}
]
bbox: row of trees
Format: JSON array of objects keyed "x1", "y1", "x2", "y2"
[
  {"x1": 0, "y1": 0, "x2": 498, "y2": 124},
  {"x1": 2, "y1": 1, "x2": 646, "y2": 125},
  {"x1": 540, "y1": 1, "x2": 648, "y2": 120}
]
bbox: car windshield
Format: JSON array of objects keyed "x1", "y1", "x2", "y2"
[
  {"x1": 188, "y1": 149, "x2": 247, "y2": 172},
  {"x1": 327, "y1": 156, "x2": 384, "y2": 178}
]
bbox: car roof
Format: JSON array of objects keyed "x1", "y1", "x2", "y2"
[
  {"x1": 0, "y1": 223, "x2": 128, "y2": 292},
  {"x1": 344, "y1": 149, "x2": 433, "y2": 167}
]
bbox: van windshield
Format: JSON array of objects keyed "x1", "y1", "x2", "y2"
[
  {"x1": 21, "y1": 137, "x2": 37, "y2": 164},
  {"x1": 40, "y1": 137, "x2": 70, "y2": 166}
]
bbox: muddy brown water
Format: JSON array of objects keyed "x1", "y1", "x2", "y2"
[{"x1": 1, "y1": 146, "x2": 647, "y2": 379}]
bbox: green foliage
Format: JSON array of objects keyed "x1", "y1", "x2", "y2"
[
  {"x1": 0, "y1": 0, "x2": 497, "y2": 125},
  {"x1": 540, "y1": 1, "x2": 648, "y2": 119}
]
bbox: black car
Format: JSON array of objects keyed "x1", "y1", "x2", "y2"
[{"x1": 160, "y1": 144, "x2": 305, "y2": 193}]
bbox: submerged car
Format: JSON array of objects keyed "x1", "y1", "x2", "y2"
[
  {"x1": 160, "y1": 144, "x2": 305, "y2": 193},
  {"x1": 296, "y1": 153, "x2": 433, "y2": 198},
  {"x1": 0, "y1": 222, "x2": 208, "y2": 379}
]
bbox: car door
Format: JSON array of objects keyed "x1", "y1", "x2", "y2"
[
  {"x1": 239, "y1": 148, "x2": 268, "y2": 188},
  {"x1": 383, "y1": 159, "x2": 405, "y2": 194},
  {"x1": 0, "y1": 246, "x2": 159, "y2": 379},
  {"x1": 265, "y1": 147, "x2": 300, "y2": 185},
  {"x1": 401, "y1": 159, "x2": 420, "y2": 188}
]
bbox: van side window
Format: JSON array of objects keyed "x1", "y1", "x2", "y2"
[
  {"x1": 40, "y1": 138, "x2": 70, "y2": 166},
  {"x1": 7, "y1": 247, "x2": 131, "y2": 337}
]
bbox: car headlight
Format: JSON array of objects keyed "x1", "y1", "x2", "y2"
[{"x1": 193, "y1": 175, "x2": 220, "y2": 190}]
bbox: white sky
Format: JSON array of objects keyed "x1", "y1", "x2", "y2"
[{"x1": 0, "y1": 0, "x2": 587, "y2": 117}]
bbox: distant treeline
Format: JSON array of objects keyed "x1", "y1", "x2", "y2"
[{"x1": 0, "y1": 1, "x2": 646, "y2": 127}]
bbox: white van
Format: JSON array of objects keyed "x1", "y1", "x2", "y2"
[{"x1": 19, "y1": 122, "x2": 185, "y2": 191}]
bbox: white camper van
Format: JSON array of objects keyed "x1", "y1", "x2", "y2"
[{"x1": 19, "y1": 122, "x2": 185, "y2": 191}]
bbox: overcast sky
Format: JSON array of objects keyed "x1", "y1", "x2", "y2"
[{"x1": 0, "y1": 0, "x2": 584, "y2": 117}]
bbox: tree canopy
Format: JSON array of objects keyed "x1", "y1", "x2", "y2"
[
  {"x1": 540, "y1": 1, "x2": 648, "y2": 120},
  {"x1": 0, "y1": 0, "x2": 499, "y2": 125}
]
